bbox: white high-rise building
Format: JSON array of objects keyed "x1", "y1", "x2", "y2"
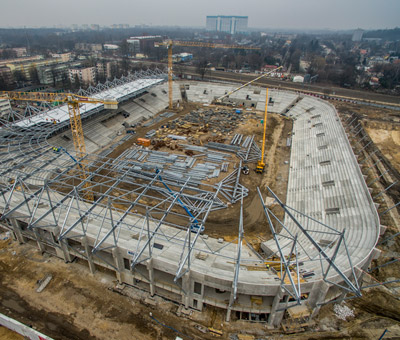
[
  {"x1": 352, "y1": 29, "x2": 364, "y2": 42},
  {"x1": 206, "y1": 15, "x2": 248, "y2": 34}
]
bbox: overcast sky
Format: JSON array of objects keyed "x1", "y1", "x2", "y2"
[{"x1": 0, "y1": 0, "x2": 399, "y2": 30}]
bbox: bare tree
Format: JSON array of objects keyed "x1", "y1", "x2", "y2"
[{"x1": 196, "y1": 59, "x2": 208, "y2": 80}]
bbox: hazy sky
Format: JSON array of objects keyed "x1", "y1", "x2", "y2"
[{"x1": 0, "y1": 0, "x2": 399, "y2": 30}]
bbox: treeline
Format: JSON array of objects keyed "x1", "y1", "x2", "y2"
[{"x1": 364, "y1": 27, "x2": 400, "y2": 41}]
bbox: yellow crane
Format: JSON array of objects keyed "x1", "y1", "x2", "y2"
[
  {"x1": 256, "y1": 87, "x2": 269, "y2": 173},
  {"x1": 155, "y1": 40, "x2": 261, "y2": 109},
  {"x1": 0, "y1": 91, "x2": 118, "y2": 199}
]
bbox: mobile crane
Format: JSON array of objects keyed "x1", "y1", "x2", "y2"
[
  {"x1": 256, "y1": 88, "x2": 269, "y2": 173},
  {"x1": 155, "y1": 40, "x2": 260, "y2": 109},
  {"x1": 0, "y1": 91, "x2": 118, "y2": 200}
]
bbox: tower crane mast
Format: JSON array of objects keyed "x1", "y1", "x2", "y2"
[
  {"x1": 156, "y1": 40, "x2": 261, "y2": 109},
  {"x1": 0, "y1": 91, "x2": 118, "y2": 200}
]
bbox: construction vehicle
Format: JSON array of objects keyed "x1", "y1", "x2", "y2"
[
  {"x1": 0, "y1": 91, "x2": 118, "y2": 200},
  {"x1": 53, "y1": 146, "x2": 82, "y2": 168},
  {"x1": 264, "y1": 255, "x2": 297, "y2": 271},
  {"x1": 241, "y1": 166, "x2": 250, "y2": 175},
  {"x1": 154, "y1": 40, "x2": 260, "y2": 110},
  {"x1": 256, "y1": 88, "x2": 269, "y2": 174},
  {"x1": 155, "y1": 169, "x2": 204, "y2": 233},
  {"x1": 137, "y1": 138, "x2": 151, "y2": 147}
]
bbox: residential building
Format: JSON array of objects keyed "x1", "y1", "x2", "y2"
[
  {"x1": 126, "y1": 39, "x2": 140, "y2": 54},
  {"x1": 50, "y1": 53, "x2": 73, "y2": 63},
  {"x1": 37, "y1": 62, "x2": 81, "y2": 85},
  {"x1": 0, "y1": 56, "x2": 42, "y2": 67},
  {"x1": 6, "y1": 59, "x2": 61, "y2": 81},
  {"x1": 127, "y1": 36, "x2": 162, "y2": 53},
  {"x1": 74, "y1": 43, "x2": 103, "y2": 52},
  {"x1": 0, "y1": 98, "x2": 11, "y2": 119},
  {"x1": 206, "y1": 15, "x2": 248, "y2": 34},
  {"x1": 0, "y1": 66, "x2": 14, "y2": 88},
  {"x1": 69, "y1": 66, "x2": 96, "y2": 85},
  {"x1": 0, "y1": 47, "x2": 27, "y2": 58},
  {"x1": 96, "y1": 61, "x2": 117, "y2": 79},
  {"x1": 103, "y1": 44, "x2": 119, "y2": 51}
]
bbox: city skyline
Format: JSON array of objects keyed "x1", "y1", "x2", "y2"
[{"x1": 0, "y1": 0, "x2": 399, "y2": 30}]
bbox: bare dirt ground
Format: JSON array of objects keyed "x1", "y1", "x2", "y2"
[
  {"x1": 0, "y1": 326, "x2": 24, "y2": 340},
  {"x1": 1, "y1": 238, "x2": 400, "y2": 340},
  {"x1": 203, "y1": 110, "x2": 292, "y2": 247},
  {"x1": 332, "y1": 100, "x2": 400, "y2": 173}
]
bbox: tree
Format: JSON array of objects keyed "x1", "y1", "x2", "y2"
[
  {"x1": 196, "y1": 59, "x2": 208, "y2": 80},
  {"x1": 50, "y1": 67, "x2": 58, "y2": 87},
  {"x1": 73, "y1": 74, "x2": 81, "y2": 89},
  {"x1": 13, "y1": 70, "x2": 26, "y2": 83},
  {"x1": 119, "y1": 39, "x2": 129, "y2": 57},
  {"x1": 308, "y1": 56, "x2": 326, "y2": 76},
  {"x1": 0, "y1": 49, "x2": 17, "y2": 60},
  {"x1": 264, "y1": 55, "x2": 277, "y2": 65},
  {"x1": 379, "y1": 64, "x2": 400, "y2": 89},
  {"x1": 119, "y1": 58, "x2": 130, "y2": 76},
  {"x1": 29, "y1": 66, "x2": 40, "y2": 84},
  {"x1": 248, "y1": 53, "x2": 263, "y2": 71},
  {"x1": 0, "y1": 74, "x2": 8, "y2": 90},
  {"x1": 289, "y1": 49, "x2": 301, "y2": 72}
]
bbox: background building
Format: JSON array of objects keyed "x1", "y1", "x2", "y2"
[
  {"x1": 206, "y1": 15, "x2": 248, "y2": 34},
  {"x1": 172, "y1": 53, "x2": 193, "y2": 63},
  {"x1": 69, "y1": 66, "x2": 96, "y2": 85},
  {"x1": 74, "y1": 43, "x2": 103, "y2": 52},
  {"x1": 37, "y1": 62, "x2": 81, "y2": 85},
  {"x1": 127, "y1": 36, "x2": 162, "y2": 54},
  {"x1": 0, "y1": 66, "x2": 14, "y2": 88},
  {"x1": 352, "y1": 29, "x2": 364, "y2": 42},
  {"x1": 0, "y1": 98, "x2": 11, "y2": 119}
]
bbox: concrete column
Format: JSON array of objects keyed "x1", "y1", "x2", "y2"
[
  {"x1": 112, "y1": 248, "x2": 124, "y2": 283},
  {"x1": 308, "y1": 281, "x2": 330, "y2": 318},
  {"x1": 9, "y1": 218, "x2": 25, "y2": 244},
  {"x1": 226, "y1": 294, "x2": 234, "y2": 322},
  {"x1": 182, "y1": 274, "x2": 191, "y2": 309},
  {"x1": 268, "y1": 289, "x2": 284, "y2": 326},
  {"x1": 146, "y1": 259, "x2": 155, "y2": 296},
  {"x1": 33, "y1": 229, "x2": 45, "y2": 254},
  {"x1": 82, "y1": 236, "x2": 96, "y2": 274},
  {"x1": 56, "y1": 240, "x2": 72, "y2": 263}
]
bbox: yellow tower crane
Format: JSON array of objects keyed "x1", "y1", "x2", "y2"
[
  {"x1": 155, "y1": 40, "x2": 261, "y2": 109},
  {"x1": 256, "y1": 88, "x2": 269, "y2": 174},
  {"x1": 0, "y1": 91, "x2": 118, "y2": 199}
]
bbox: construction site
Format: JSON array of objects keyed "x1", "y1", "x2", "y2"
[{"x1": 0, "y1": 55, "x2": 400, "y2": 340}]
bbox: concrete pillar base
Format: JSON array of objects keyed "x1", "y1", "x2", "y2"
[
  {"x1": 146, "y1": 259, "x2": 155, "y2": 296},
  {"x1": 10, "y1": 218, "x2": 25, "y2": 244},
  {"x1": 82, "y1": 236, "x2": 96, "y2": 274}
]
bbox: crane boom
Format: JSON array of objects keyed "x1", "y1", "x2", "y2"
[
  {"x1": 0, "y1": 91, "x2": 118, "y2": 200},
  {"x1": 156, "y1": 40, "x2": 261, "y2": 109},
  {"x1": 215, "y1": 66, "x2": 282, "y2": 103}
]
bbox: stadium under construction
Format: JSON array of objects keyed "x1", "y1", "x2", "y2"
[{"x1": 0, "y1": 69, "x2": 385, "y2": 326}]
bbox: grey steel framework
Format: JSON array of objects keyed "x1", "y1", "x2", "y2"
[{"x1": 0, "y1": 78, "x2": 386, "y2": 326}]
